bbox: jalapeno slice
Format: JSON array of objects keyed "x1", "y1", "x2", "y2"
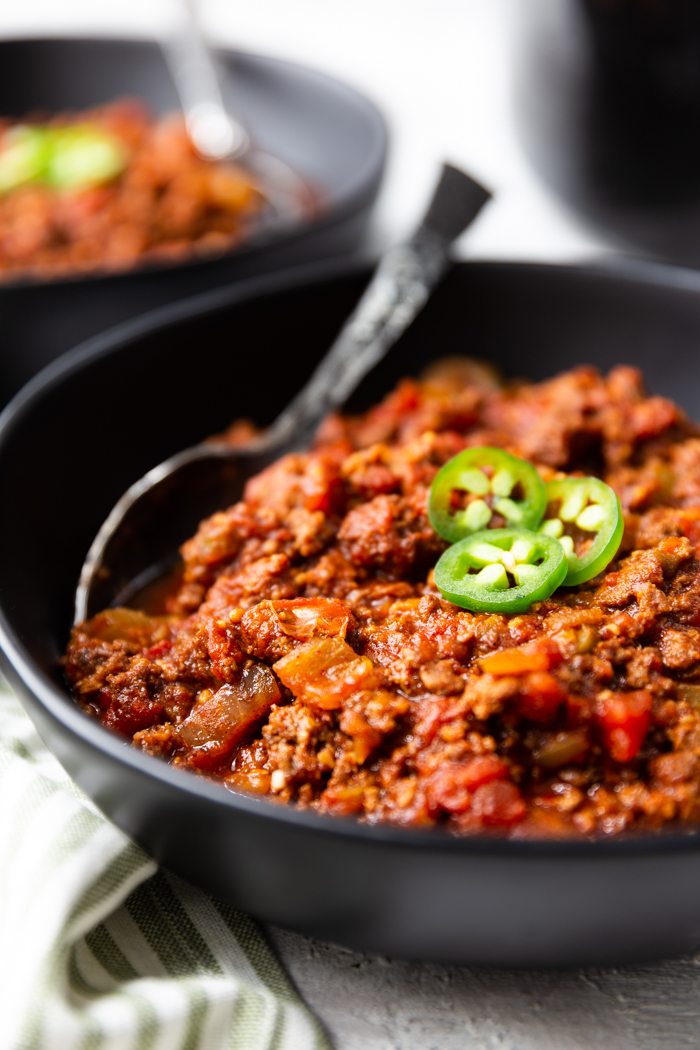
[
  {"x1": 0, "y1": 123, "x2": 126, "y2": 196},
  {"x1": 47, "y1": 125, "x2": 126, "y2": 190},
  {"x1": 428, "y1": 447, "x2": 546, "y2": 543},
  {"x1": 433, "y1": 527, "x2": 567, "y2": 613},
  {"x1": 539, "y1": 477, "x2": 623, "y2": 586},
  {"x1": 0, "y1": 126, "x2": 50, "y2": 194}
]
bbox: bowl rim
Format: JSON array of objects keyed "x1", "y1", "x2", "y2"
[
  {"x1": 4, "y1": 253, "x2": 700, "y2": 859},
  {"x1": 0, "y1": 35, "x2": 388, "y2": 291}
]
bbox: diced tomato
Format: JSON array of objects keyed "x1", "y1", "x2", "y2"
[
  {"x1": 274, "y1": 637, "x2": 378, "y2": 709},
  {"x1": 301, "y1": 456, "x2": 345, "y2": 515},
  {"x1": 319, "y1": 781, "x2": 365, "y2": 816},
  {"x1": 566, "y1": 693, "x2": 594, "y2": 726},
  {"x1": 470, "y1": 780, "x2": 526, "y2": 826},
  {"x1": 206, "y1": 619, "x2": 244, "y2": 683},
  {"x1": 681, "y1": 510, "x2": 700, "y2": 553},
  {"x1": 413, "y1": 696, "x2": 461, "y2": 746},
  {"x1": 144, "y1": 639, "x2": 173, "y2": 661},
  {"x1": 515, "y1": 672, "x2": 566, "y2": 722},
  {"x1": 426, "y1": 755, "x2": 509, "y2": 814},
  {"x1": 270, "y1": 597, "x2": 353, "y2": 641},
  {"x1": 460, "y1": 754, "x2": 509, "y2": 788},
  {"x1": 351, "y1": 463, "x2": 398, "y2": 498},
  {"x1": 595, "y1": 690, "x2": 652, "y2": 763}
]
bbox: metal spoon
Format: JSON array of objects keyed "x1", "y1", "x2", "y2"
[
  {"x1": 161, "y1": 0, "x2": 309, "y2": 226},
  {"x1": 75, "y1": 164, "x2": 491, "y2": 622}
]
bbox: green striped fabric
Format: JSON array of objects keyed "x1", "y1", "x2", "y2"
[{"x1": 0, "y1": 681, "x2": 330, "y2": 1050}]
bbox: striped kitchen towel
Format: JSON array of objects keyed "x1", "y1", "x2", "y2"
[{"x1": 0, "y1": 679, "x2": 330, "y2": 1050}]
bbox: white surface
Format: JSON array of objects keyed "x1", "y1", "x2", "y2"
[{"x1": 2, "y1": 4, "x2": 682, "y2": 1050}]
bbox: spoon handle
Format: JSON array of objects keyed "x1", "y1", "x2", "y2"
[
  {"x1": 263, "y1": 164, "x2": 491, "y2": 454},
  {"x1": 162, "y1": 0, "x2": 249, "y2": 160}
]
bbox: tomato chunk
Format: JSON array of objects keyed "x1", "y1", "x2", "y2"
[
  {"x1": 274, "y1": 638, "x2": 378, "y2": 709},
  {"x1": 271, "y1": 598, "x2": 353, "y2": 641},
  {"x1": 595, "y1": 690, "x2": 652, "y2": 763},
  {"x1": 471, "y1": 780, "x2": 526, "y2": 826},
  {"x1": 426, "y1": 755, "x2": 509, "y2": 814},
  {"x1": 516, "y1": 672, "x2": 566, "y2": 722}
]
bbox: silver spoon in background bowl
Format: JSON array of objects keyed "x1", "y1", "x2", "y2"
[
  {"x1": 75, "y1": 163, "x2": 491, "y2": 623},
  {"x1": 161, "y1": 0, "x2": 311, "y2": 230}
]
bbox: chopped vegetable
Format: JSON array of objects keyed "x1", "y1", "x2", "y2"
[
  {"x1": 273, "y1": 637, "x2": 378, "y2": 709},
  {"x1": 480, "y1": 647, "x2": 551, "y2": 676},
  {"x1": 0, "y1": 122, "x2": 126, "y2": 195},
  {"x1": 80, "y1": 605, "x2": 170, "y2": 647},
  {"x1": 676, "y1": 683, "x2": 700, "y2": 709},
  {"x1": 433, "y1": 527, "x2": 567, "y2": 613},
  {"x1": 0, "y1": 126, "x2": 50, "y2": 193},
  {"x1": 428, "y1": 447, "x2": 546, "y2": 543},
  {"x1": 270, "y1": 597, "x2": 352, "y2": 640},
  {"x1": 47, "y1": 124, "x2": 126, "y2": 190},
  {"x1": 535, "y1": 730, "x2": 589, "y2": 769},
  {"x1": 595, "y1": 690, "x2": 652, "y2": 763},
  {"x1": 178, "y1": 665, "x2": 281, "y2": 770},
  {"x1": 540, "y1": 477, "x2": 623, "y2": 586}
]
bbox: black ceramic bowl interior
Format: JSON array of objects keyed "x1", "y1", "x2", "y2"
[
  {"x1": 514, "y1": 0, "x2": 700, "y2": 266},
  {"x1": 0, "y1": 37, "x2": 387, "y2": 405},
  {"x1": 4, "y1": 259, "x2": 700, "y2": 968}
]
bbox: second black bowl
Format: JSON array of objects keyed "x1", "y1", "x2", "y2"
[{"x1": 0, "y1": 37, "x2": 387, "y2": 404}]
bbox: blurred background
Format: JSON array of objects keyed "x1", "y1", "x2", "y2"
[
  {"x1": 0, "y1": 0, "x2": 614, "y2": 265},
  {"x1": 12, "y1": 0, "x2": 700, "y2": 402}
]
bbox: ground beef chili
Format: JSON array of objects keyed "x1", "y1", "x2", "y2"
[
  {"x1": 64, "y1": 359, "x2": 700, "y2": 837},
  {"x1": 0, "y1": 99, "x2": 266, "y2": 281}
]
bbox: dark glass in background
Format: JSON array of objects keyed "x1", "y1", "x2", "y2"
[{"x1": 515, "y1": 0, "x2": 700, "y2": 265}]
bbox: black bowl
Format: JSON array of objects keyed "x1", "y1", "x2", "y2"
[
  {"x1": 3, "y1": 258, "x2": 700, "y2": 968},
  {"x1": 0, "y1": 37, "x2": 387, "y2": 405}
]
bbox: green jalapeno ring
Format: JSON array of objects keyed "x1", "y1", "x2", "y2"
[
  {"x1": 47, "y1": 124, "x2": 127, "y2": 191},
  {"x1": 539, "y1": 477, "x2": 623, "y2": 587},
  {"x1": 0, "y1": 122, "x2": 127, "y2": 196},
  {"x1": 0, "y1": 126, "x2": 51, "y2": 194},
  {"x1": 434, "y1": 527, "x2": 567, "y2": 613},
  {"x1": 428, "y1": 447, "x2": 547, "y2": 544}
]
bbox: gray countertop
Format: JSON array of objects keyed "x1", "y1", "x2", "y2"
[{"x1": 269, "y1": 926, "x2": 700, "y2": 1049}]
